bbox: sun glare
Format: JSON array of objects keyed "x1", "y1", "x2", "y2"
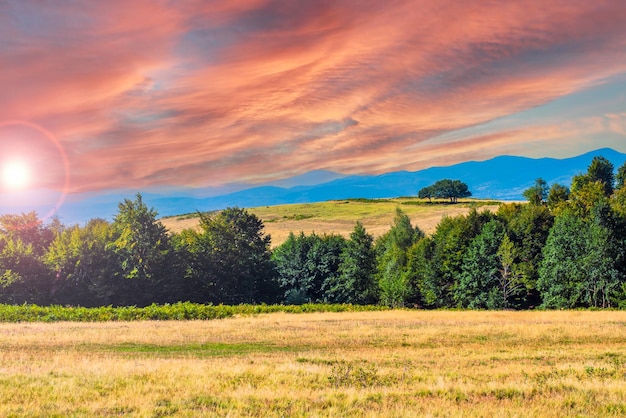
[{"x1": 2, "y1": 160, "x2": 31, "y2": 190}]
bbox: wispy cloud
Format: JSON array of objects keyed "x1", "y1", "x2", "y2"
[{"x1": 1, "y1": 0, "x2": 626, "y2": 193}]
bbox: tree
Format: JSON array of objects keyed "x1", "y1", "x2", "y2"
[
  {"x1": 495, "y1": 234, "x2": 525, "y2": 308},
  {"x1": 418, "y1": 186, "x2": 435, "y2": 202},
  {"x1": 538, "y1": 209, "x2": 621, "y2": 308},
  {"x1": 455, "y1": 220, "x2": 506, "y2": 309},
  {"x1": 616, "y1": 161, "x2": 626, "y2": 191},
  {"x1": 523, "y1": 178, "x2": 548, "y2": 205},
  {"x1": 0, "y1": 212, "x2": 58, "y2": 256},
  {"x1": 376, "y1": 208, "x2": 424, "y2": 307},
  {"x1": 325, "y1": 222, "x2": 377, "y2": 304},
  {"x1": 272, "y1": 232, "x2": 345, "y2": 303},
  {"x1": 405, "y1": 237, "x2": 435, "y2": 307},
  {"x1": 310, "y1": 234, "x2": 346, "y2": 302},
  {"x1": 193, "y1": 207, "x2": 276, "y2": 304},
  {"x1": 612, "y1": 186, "x2": 626, "y2": 218},
  {"x1": 44, "y1": 219, "x2": 117, "y2": 306},
  {"x1": 413, "y1": 209, "x2": 494, "y2": 308},
  {"x1": 571, "y1": 156, "x2": 615, "y2": 197},
  {"x1": 547, "y1": 183, "x2": 570, "y2": 210},
  {"x1": 109, "y1": 194, "x2": 176, "y2": 305},
  {"x1": 418, "y1": 179, "x2": 471, "y2": 203},
  {"x1": 0, "y1": 235, "x2": 50, "y2": 304},
  {"x1": 583, "y1": 222, "x2": 622, "y2": 308},
  {"x1": 569, "y1": 181, "x2": 608, "y2": 220},
  {"x1": 588, "y1": 156, "x2": 615, "y2": 196},
  {"x1": 0, "y1": 213, "x2": 62, "y2": 304},
  {"x1": 170, "y1": 227, "x2": 204, "y2": 302},
  {"x1": 272, "y1": 232, "x2": 312, "y2": 303},
  {"x1": 497, "y1": 202, "x2": 554, "y2": 308}
]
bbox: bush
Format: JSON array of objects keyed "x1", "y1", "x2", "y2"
[{"x1": 0, "y1": 302, "x2": 388, "y2": 322}]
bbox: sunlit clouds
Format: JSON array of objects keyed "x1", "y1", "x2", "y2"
[{"x1": 2, "y1": 0, "x2": 626, "y2": 194}]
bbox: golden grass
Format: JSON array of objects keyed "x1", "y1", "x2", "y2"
[
  {"x1": 1, "y1": 310, "x2": 625, "y2": 417},
  {"x1": 161, "y1": 198, "x2": 502, "y2": 246}
]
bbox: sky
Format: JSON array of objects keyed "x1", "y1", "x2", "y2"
[{"x1": 2, "y1": 0, "x2": 626, "y2": 207}]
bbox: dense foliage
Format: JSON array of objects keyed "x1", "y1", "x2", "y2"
[{"x1": 1, "y1": 156, "x2": 626, "y2": 309}]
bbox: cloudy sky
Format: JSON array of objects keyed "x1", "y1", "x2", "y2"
[{"x1": 2, "y1": 0, "x2": 626, "y2": 200}]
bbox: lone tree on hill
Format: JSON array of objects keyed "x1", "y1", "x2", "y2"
[{"x1": 418, "y1": 179, "x2": 471, "y2": 203}]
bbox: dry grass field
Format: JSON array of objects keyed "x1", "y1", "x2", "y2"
[
  {"x1": 1, "y1": 310, "x2": 625, "y2": 417},
  {"x1": 161, "y1": 198, "x2": 502, "y2": 246}
]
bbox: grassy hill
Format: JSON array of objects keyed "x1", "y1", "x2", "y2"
[{"x1": 161, "y1": 197, "x2": 502, "y2": 246}]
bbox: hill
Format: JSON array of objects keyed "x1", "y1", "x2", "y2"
[
  {"x1": 161, "y1": 198, "x2": 502, "y2": 246},
  {"x1": 149, "y1": 147, "x2": 625, "y2": 216}
]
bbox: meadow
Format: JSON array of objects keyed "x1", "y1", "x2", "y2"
[
  {"x1": 1, "y1": 310, "x2": 625, "y2": 417},
  {"x1": 161, "y1": 198, "x2": 501, "y2": 245}
]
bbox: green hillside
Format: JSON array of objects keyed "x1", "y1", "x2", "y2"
[{"x1": 161, "y1": 197, "x2": 502, "y2": 246}]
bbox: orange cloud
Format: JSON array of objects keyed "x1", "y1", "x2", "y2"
[{"x1": 1, "y1": 0, "x2": 626, "y2": 194}]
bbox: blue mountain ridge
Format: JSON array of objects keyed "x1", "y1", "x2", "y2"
[{"x1": 48, "y1": 148, "x2": 626, "y2": 224}]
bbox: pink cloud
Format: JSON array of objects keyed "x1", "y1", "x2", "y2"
[{"x1": 1, "y1": 0, "x2": 626, "y2": 194}]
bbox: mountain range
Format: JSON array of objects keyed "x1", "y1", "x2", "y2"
[{"x1": 9, "y1": 148, "x2": 626, "y2": 225}]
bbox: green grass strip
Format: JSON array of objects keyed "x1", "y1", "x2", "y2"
[{"x1": 0, "y1": 302, "x2": 388, "y2": 323}]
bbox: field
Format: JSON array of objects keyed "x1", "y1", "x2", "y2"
[
  {"x1": 161, "y1": 198, "x2": 502, "y2": 245},
  {"x1": 1, "y1": 310, "x2": 625, "y2": 417}
]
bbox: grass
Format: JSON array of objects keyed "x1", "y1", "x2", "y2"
[
  {"x1": 1, "y1": 310, "x2": 625, "y2": 416},
  {"x1": 92, "y1": 341, "x2": 291, "y2": 358},
  {"x1": 161, "y1": 197, "x2": 502, "y2": 245},
  {"x1": 0, "y1": 302, "x2": 387, "y2": 322}
]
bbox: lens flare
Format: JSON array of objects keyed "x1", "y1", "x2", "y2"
[
  {"x1": 2, "y1": 160, "x2": 30, "y2": 190},
  {"x1": 0, "y1": 120, "x2": 70, "y2": 221}
]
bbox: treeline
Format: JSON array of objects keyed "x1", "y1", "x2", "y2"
[{"x1": 1, "y1": 155, "x2": 626, "y2": 309}]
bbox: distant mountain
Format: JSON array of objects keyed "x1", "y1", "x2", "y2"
[
  {"x1": 144, "y1": 148, "x2": 625, "y2": 217},
  {"x1": 22, "y1": 148, "x2": 626, "y2": 224}
]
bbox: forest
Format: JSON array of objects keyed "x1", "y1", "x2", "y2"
[{"x1": 1, "y1": 155, "x2": 625, "y2": 309}]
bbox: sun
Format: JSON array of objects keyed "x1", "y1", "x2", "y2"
[{"x1": 2, "y1": 160, "x2": 31, "y2": 190}]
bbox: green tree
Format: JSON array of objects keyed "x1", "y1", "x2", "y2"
[
  {"x1": 571, "y1": 156, "x2": 615, "y2": 197},
  {"x1": 0, "y1": 213, "x2": 62, "y2": 304},
  {"x1": 523, "y1": 178, "x2": 548, "y2": 205},
  {"x1": 418, "y1": 185, "x2": 435, "y2": 202},
  {"x1": 0, "y1": 212, "x2": 58, "y2": 256},
  {"x1": 376, "y1": 208, "x2": 424, "y2": 307},
  {"x1": 612, "y1": 186, "x2": 626, "y2": 218},
  {"x1": 0, "y1": 235, "x2": 50, "y2": 304},
  {"x1": 110, "y1": 194, "x2": 176, "y2": 305},
  {"x1": 547, "y1": 183, "x2": 570, "y2": 210},
  {"x1": 179, "y1": 207, "x2": 276, "y2": 304},
  {"x1": 497, "y1": 202, "x2": 554, "y2": 307},
  {"x1": 616, "y1": 161, "x2": 626, "y2": 190},
  {"x1": 272, "y1": 232, "x2": 310, "y2": 303},
  {"x1": 45, "y1": 219, "x2": 117, "y2": 306},
  {"x1": 405, "y1": 237, "x2": 434, "y2": 307},
  {"x1": 569, "y1": 181, "x2": 608, "y2": 220},
  {"x1": 325, "y1": 222, "x2": 377, "y2": 304},
  {"x1": 455, "y1": 220, "x2": 506, "y2": 309},
  {"x1": 495, "y1": 234, "x2": 525, "y2": 308},
  {"x1": 413, "y1": 209, "x2": 494, "y2": 308},
  {"x1": 588, "y1": 156, "x2": 615, "y2": 196},
  {"x1": 538, "y1": 209, "x2": 621, "y2": 308},
  {"x1": 583, "y1": 222, "x2": 622, "y2": 308},
  {"x1": 203, "y1": 208, "x2": 275, "y2": 303},
  {"x1": 171, "y1": 227, "x2": 206, "y2": 303},
  {"x1": 418, "y1": 179, "x2": 471, "y2": 203},
  {"x1": 310, "y1": 234, "x2": 346, "y2": 302},
  {"x1": 272, "y1": 232, "x2": 346, "y2": 304}
]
